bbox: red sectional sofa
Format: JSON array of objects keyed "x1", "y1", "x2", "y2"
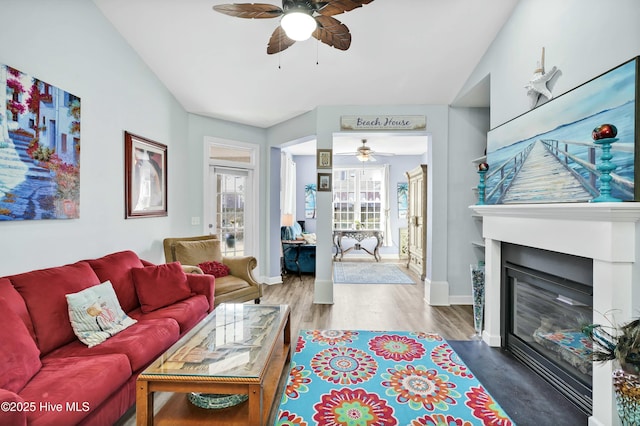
[{"x1": 0, "y1": 250, "x2": 215, "y2": 426}]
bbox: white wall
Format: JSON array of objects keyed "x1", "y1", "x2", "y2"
[
  {"x1": 0, "y1": 1, "x2": 269, "y2": 277},
  {"x1": 268, "y1": 105, "x2": 451, "y2": 304},
  {"x1": 458, "y1": 0, "x2": 640, "y2": 129},
  {"x1": 0, "y1": 0, "x2": 190, "y2": 275},
  {"x1": 450, "y1": 0, "x2": 640, "y2": 305},
  {"x1": 447, "y1": 107, "x2": 490, "y2": 303}
]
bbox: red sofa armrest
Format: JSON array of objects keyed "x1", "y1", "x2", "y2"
[
  {"x1": 0, "y1": 389, "x2": 27, "y2": 426},
  {"x1": 186, "y1": 273, "x2": 215, "y2": 312}
]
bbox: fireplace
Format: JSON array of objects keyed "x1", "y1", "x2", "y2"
[
  {"x1": 502, "y1": 243, "x2": 593, "y2": 414},
  {"x1": 470, "y1": 203, "x2": 640, "y2": 426}
]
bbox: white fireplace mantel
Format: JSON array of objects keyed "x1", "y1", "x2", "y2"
[{"x1": 470, "y1": 202, "x2": 640, "y2": 426}]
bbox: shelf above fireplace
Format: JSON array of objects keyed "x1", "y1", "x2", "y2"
[{"x1": 470, "y1": 202, "x2": 640, "y2": 222}]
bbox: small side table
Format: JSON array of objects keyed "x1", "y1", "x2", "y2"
[{"x1": 281, "y1": 240, "x2": 305, "y2": 280}]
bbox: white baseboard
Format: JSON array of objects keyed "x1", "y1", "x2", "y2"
[
  {"x1": 261, "y1": 275, "x2": 283, "y2": 285},
  {"x1": 481, "y1": 331, "x2": 501, "y2": 347},
  {"x1": 313, "y1": 278, "x2": 334, "y2": 304},
  {"x1": 448, "y1": 295, "x2": 473, "y2": 305},
  {"x1": 423, "y1": 279, "x2": 450, "y2": 306}
]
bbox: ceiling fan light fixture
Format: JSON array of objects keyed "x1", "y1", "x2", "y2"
[
  {"x1": 357, "y1": 152, "x2": 369, "y2": 162},
  {"x1": 281, "y1": 11, "x2": 317, "y2": 41}
]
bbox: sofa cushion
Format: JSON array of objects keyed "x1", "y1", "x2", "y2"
[
  {"x1": 86, "y1": 250, "x2": 144, "y2": 313},
  {"x1": 0, "y1": 277, "x2": 35, "y2": 340},
  {"x1": 21, "y1": 354, "x2": 130, "y2": 426},
  {"x1": 185, "y1": 273, "x2": 215, "y2": 313},
  {"x1": 0, "y1": 389, "x2": 27, "y2": 426},
  {"x1": 132, "y1": 262, "x2": 193, "y2": 313},
  {"x1": 173, "y1": 238, "x2": 222, "y2": 265},
  {"x1": 66, "y1": 281, "x2": 137, "y2": 347},
  {"x1": 9, "y1": 261, "x2": 101, "y2": 355},
  {"x1": 44, "y1": 318, "x2": 180, "y2": 372},
  {"x1": 198, "y1": 260, "x2": 230, "y2": 278},
  {"x1": 129, "y1": 295, "x2": 209, "y2": 334},
  {"x1": 0, "y1": 298, "x2": 41, "y2": 393}
]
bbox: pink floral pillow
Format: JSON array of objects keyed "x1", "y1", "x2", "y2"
[{"x1": 198, "y1": 261, "x2": 230, "y2": 278}]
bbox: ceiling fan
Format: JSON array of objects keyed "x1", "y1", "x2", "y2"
[
  {"x1": 337, "y1": 139, "x2": 393, "y2": 162},
  {"x1": 212, "y1": 0, "x2": 375, "y2": 54}
]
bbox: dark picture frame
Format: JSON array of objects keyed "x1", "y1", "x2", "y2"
[
  {"x1": 317, "y1": 173, "x2": 332, "y2": 192},
  {"x1": 317, "y1": 149, "x2": 332, "y2": 169},
  {"x1": 124, "y1": 131, "x2": 167, "y2": 218},
  {"x1": 486, "y1": 56, "x2": 639, "y2": 204}
]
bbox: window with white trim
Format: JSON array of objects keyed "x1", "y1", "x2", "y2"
[{"x1": 332, "y1": 167, "x2": 385, "y2": 230}]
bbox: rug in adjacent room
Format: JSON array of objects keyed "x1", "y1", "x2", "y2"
[
  {"x1": 333, "y1": 262, "x2": 414, "y2": 284},
  {"x1": 274, "y1": 330, "x2": 516, "y2": 426}
]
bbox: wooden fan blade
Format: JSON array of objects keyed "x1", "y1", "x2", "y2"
[
  {"x1": 312, "y1": 15, "x2": 351, "y2": 50},
  {"x1": 213, "y1": 3, "x2": 283, "y2": 19},
  {"x1": 313, "y1": 0, "x2": 374, "y2": 17},
  {"x1": 267, "y1": 25, "x2": 296, "y2": 54}
]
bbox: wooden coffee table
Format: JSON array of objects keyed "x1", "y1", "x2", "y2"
[{"x1": 136, "y1": 304, "x2": 291, "y2": 425}]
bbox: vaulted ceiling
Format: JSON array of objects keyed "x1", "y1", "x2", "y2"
[{"x1": 93, "y1": 0, "x2": 518, "y2": 130}]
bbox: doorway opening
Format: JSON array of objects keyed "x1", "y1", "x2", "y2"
[{"x1": 331, "y1": 133, "x2": 428, "y2": 265}]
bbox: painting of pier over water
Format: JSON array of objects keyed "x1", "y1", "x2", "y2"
[
  {"x1": 0, "y1": 65, "x2": 81, "y2": 220},
  {"x1": 486, "y1": 57, "x2": 639, "y2": 204}
]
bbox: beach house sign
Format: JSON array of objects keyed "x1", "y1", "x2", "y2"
[{"x1": 340, "y1": 115, "x2": 426, "y2": 131}]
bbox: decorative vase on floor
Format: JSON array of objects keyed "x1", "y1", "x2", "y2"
[
  {"x1": 470, "y1": 263, "x2": 485, "y2": 340},
  {"x1": 613, "y1": 369, "x2": 640, "y2": 425}
]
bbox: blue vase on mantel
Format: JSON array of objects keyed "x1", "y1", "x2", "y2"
[
  {"x1": 476, "y1": 162, "x2": 489, "y2": 205},
  {"x1": 591, "y1": 124, "x2": 622, "y2": 203}
]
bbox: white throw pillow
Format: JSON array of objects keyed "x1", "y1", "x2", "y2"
[
  {"x1": 302, "y1": 233, "x2": 317, "y2": 244},
  {"x1": 66, "y1": 281, "x2": 137, "y2": 347}
]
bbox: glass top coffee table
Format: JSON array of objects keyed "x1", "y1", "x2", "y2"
[{"x1": 136, "y1": 303, "x2": 291, "y2": 426}]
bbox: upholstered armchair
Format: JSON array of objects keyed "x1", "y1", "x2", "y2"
[
  {"x1": 281, "y1": 222, "x2": 316, "y2": 275},
  {"x1": 163, "y1": 235, "x2": 262, "y2": 306}
]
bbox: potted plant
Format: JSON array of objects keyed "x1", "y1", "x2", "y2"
[{"x1": 584, "y1": 319, "x2": 640, "y2": 425}]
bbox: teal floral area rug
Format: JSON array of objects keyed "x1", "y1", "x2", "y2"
[
  {"x1": 333, "y1": 263, "x2": 414, "y2": 284},
  {"x1": 274, "y1": 330, "x2": 515, "y2": 426}
]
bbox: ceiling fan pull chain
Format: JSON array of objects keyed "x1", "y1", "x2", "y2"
[{"x1": 316, "y1": 38, "x2": 319, "y2": 65}]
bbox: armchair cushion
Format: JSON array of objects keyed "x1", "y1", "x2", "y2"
[
  {"x1": 174, "y1": 239, "x2": 222, "y2": 265},
  {"x1": 163, "y1": 235, "x2": 262, "y2": 306},
  {"x1": 131, "y1": 262, "x2": 193, "y2": 313}
]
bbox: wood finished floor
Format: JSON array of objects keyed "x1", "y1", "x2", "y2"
[
  {"x1": 266, "y1": 261, "x2": 476, "y2": 340},
  {"x1": 117, "y1": 260, "x2": 476, "y2": 425}
]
